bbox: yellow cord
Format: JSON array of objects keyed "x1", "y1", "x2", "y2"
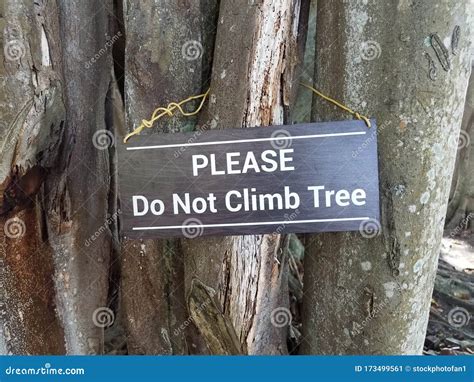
[
  {"x1": 300, "y1": 83, "x2": 371, "y2": 128},
  {"x1": 123, "y1": 83, "x2": 370, "y2": 143},
  {"x1": 123, "y1": 89, "x2": 210, "y2": 143}
]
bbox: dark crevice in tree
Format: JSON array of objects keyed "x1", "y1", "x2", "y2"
[
  {"x1": 446, "y1": 67, "x2": 474, "y2": 232},
  {"x1": 112, "y1": 0, "x2": 125, "y2": 100},
  {"x1": 199, "y1": 0, "x2": 220, "y2": 93},
  {"x1": 120, "y1": 0, "x2": 218, "y2": 355},
  {"x1": 104, "y1": 72, "x2": 122, "y2": 324}
]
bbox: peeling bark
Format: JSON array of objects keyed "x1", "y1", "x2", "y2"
[
  {"x1": 182, "y1": 0, "x2": 308, "y2": 355},
  {"x1": 302, "y1": 0, "x2": 473, "y2": 355},
  {"x1": 187, "y1": 279, "x2": 242, "y2": 354},
  {"x1": 0, "y1": 0, "x2": 66, "y2": 354}
]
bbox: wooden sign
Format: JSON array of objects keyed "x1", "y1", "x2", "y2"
[{"x1": 117, "y1": 120, "x2": 380, "y2": 239}]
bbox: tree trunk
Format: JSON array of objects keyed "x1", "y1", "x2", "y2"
[
  {"x1": 42, "y1": 0, "x2": 115, "y2": 354},
  {"x1": 182, "y1": 0, "x2": 309, "y2": 355},
  {"x1": 120, "y1": 0, "x2": 218, "y2": 354},
  {"x1": 446, "y1": 67, "x2": 474, "y2": 232},
  {"x1": 0, "y1": 0, "x2": 116, "y2": 354},
  {"x1": 0, "y1": 0, "x2": 67, "y2": 355},
  {"x1": 301, "y1": 0, "x2": 473, "y2": 354}
]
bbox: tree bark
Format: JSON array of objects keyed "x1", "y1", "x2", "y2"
[
  {"x1": 121, "y1": 0, "x2": 218, "y2": 354},
  {"x1": 301, "y1": 0, "x2": 473, "y2": 354},
  {"x1": 0, "y1": 0, "x2": 66, "y2": 355},
  {"x1": 182, "y1": 0, "x2": 309, "y2": 355},
  {"x1": 446, "y1": 67, "x2": 474, "y2": 232},
  {"x1": 0, "y1": 0, "x2": 118, "y2": 354},
  {"x1": 43, "y1": 0, "x2": 116, "y2": 354}
]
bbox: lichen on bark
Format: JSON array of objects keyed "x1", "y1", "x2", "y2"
[{"x1": 302, "y1": 0, "x2": 473, "y2": 355}]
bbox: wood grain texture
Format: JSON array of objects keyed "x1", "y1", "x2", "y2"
[
  {"x1": 187, "y1": 279, "x2": 242, "y2": 354},
  {"x1": 183, "y1": 0, "x2": 309, "y2": 355}
]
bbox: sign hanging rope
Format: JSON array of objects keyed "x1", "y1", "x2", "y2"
[
  {"x1": 299, "y1": 83, "x2": 371, "y2": 128},
  {"x1": 123, "y1": 84, "x2": 371, "y2": 143},
  {"x1": 123, "y1": 89, "x2": 210, "y2": 143}
]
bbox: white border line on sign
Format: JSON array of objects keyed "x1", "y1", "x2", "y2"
[
  {"x1": 126, "y1": 131, "x2": 367, "y2": 151},
  {"x1": 132, "y1": 217, "x2": 369, "y2": 231}
]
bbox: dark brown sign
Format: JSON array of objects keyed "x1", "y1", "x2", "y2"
[{"x1": 117, "y1": 120, "x2": 380, "y2": 239}]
